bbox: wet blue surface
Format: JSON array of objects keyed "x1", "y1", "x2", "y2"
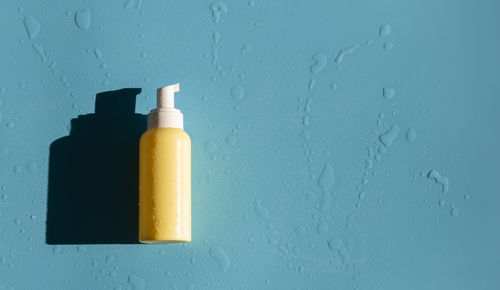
[{"x1": 1, "y1": 0, "x2": 500, "y2": 289}]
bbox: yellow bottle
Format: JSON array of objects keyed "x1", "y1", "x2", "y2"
[{"x1": 139, "y1": 83, "x2": 191, "y2": 243}]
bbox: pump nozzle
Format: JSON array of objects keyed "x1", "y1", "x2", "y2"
[
  {"x1": 157, "y1": 83, "x2": 180, "y2": 109},
  {"x1": 148, "y1": 83, "x2": 184, "y2": 129}
]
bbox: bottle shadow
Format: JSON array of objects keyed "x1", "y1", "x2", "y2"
[{"x1": 46, "y1": 88, "x2": 147, "y2": 244}]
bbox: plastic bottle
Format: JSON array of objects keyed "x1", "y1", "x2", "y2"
[{"x1": 139, "y1": 83, "x2": 191, "y2": 243}]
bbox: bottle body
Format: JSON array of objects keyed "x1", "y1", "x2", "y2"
[{"x1": 139, "y1": 127, "x2": 191, "y2": 243}]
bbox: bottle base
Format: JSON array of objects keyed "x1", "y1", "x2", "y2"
[{"x1": 139, "y1": 239, "x2": 190, "y2": 244}]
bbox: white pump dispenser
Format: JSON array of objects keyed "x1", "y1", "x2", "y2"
[{"x1": 147, "y1": 83, "x2": 184, "y2": 129}]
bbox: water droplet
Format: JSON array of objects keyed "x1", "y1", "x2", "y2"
[
  {"x1": 106, "y1": 255, "x2": 116, "y2": 263},
  {"x1": 6, "y1": 121, "x2": 14, "y2": 129},
  {"x1": 13, "y1": 166, "x2": 21, "y2": 174},
  {"x1": 450, "y1": 207, "x2": 459, "y2": 217},
  {"x1": 209, "y1": 2, "x2": 227, "y2": 23},
  {"x1": 303, "y1": 116, "x2": 310, "y2": 126},
  {"x1": 230, "y1": 86, "x2": 244, "y2": 100},
  {"x1": 379, "y1": 124, "x2": 400, "y2": 147},
  {"x1": 77, "y1": 245, "x2": 87, "y2": 252},
  {"x1": 74, "y1": 9, "x2": 91, "y2": 30},
  {"x1": 384, "y1": 41, "x2": 394, "y2": 50},
  {"x1": 427, "y1": 169, "x2": 449, "y2": 193},
  {"x1": 94, "y1": 48, "x2": 104, "y2": 60},
  {"x1": 378, "y1": 145, "x2": 388, "y2": 154},
  {"x1": 335, "y1": 44, "x2": 359, "y2": 64},
  {"x1": 382, "y1": 87, "x2": 395, "y2": 99},
  {"x1": 300, "y1": 130, "x2": 310, "y2": 142},
  {"x1": 32, "y1": 43, "x2": 48, "y2": 62},
  {"x1": 327, "y1": 238, "x2": 350, "y2": 266},
  {"x1": 365, "y1": 159, "x2": 373, "y2": 170},
  {"x1": 23, "y1": 16, "x2": 40, "y2": 39},
  {"x1": 308, "y1": 78, "x2": 316, "y2": 90},
  {"x1": 204, "y1": 141, "x2": 218, "y2": 153},
  {"x1": 2, "y1": 194, "x2": 8, "y2": 200},
  {"x1": 379, "y1": 24, "x2": 391, "y2": 37},
  {"x1": 225, "y1": 135, "x2": 237, "y2": 146},
  {"x1": 209, "y1": 246, "x2": 231, "y2": 272},
  {"x1": 212, "y1": 29, "x2": 220, "y2": 44},
  {"x1": 240, "y1": 43, "x2": 253, "y2": 53},
  {"x1": 439, "y1": 199, "x2": 445, "y2": 207},
  {"x1": 330, "y1": 82, "x2": 338, "y2": 90},
  {"x1": 295, "y1": 226, "x2": 307, "y2": 236},
  {"x1": 124, "y1": 0, "x2": 135, "y2": 8},
  {"x1": 305, "y1": 99, "x2": 312, "y2": 113},
  {"x1": 309, "y1": 53, "x2": 327, "y2": 74},
  {"x1": 317, "y1": 222, "x2": 329, "y2": 235},
  {"x1": 318, "y1": 163, "x2": 335, "y2": 192},
  {"x1": 128, "y1": 275, "x2": 146, "y2": 290},
  {"x1": 406, "y1": 128, "x2": 416, "y2": 142}
]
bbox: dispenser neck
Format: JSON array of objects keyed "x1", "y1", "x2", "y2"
[{"x1": 147, "y1": 83, "x2": 184, "y2": 129}]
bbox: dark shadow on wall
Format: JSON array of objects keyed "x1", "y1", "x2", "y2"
[{"x1": 46, "y1": 88, "x2": 147, "y2": 244}]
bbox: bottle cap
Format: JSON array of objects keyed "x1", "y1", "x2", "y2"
[{"x1": 148, "y1": 83, "x2": 183, "y2": 129}]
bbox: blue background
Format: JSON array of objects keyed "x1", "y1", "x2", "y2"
[{"x1": 1, "y1": 0, "x2": 499, "y2": 289}]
